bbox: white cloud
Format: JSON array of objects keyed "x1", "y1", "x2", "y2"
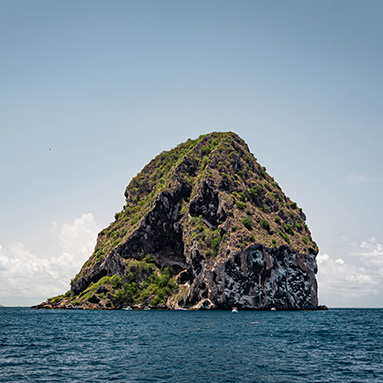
[
  {"x1": 59, "y1": 213, "x2": 99, "y2": 259},
  {"x1": 0, "y1": 213, "x2": 100, "y2": 306},
  {"x1": 347, "y1": 174, "x2": 367, "y2": 185},
  {"x1": 317, "y1": 237, "x2": 383, "y2": 307},
  {"x1": 356, "y1": 237, "x2": 383, "y2": 269},
  {"x1": 347, "y1": 174, "x2": 383, "y2": 186}
]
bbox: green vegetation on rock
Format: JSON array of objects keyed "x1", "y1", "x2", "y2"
[{"x1": 242, "y1": 217, "x2": 253, "y2": 230}]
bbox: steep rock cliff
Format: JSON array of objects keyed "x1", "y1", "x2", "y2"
[{"x1": 34, "y1": 132, "x2": 321, "y2": 310}]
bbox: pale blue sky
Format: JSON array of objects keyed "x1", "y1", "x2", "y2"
[{"x1": 1, "y1": 1, "x2": 382, "y2": 306}]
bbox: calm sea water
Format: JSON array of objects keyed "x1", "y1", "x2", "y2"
[{"x1": 0, "y1": 308, "x2": 382, "y2": 382}]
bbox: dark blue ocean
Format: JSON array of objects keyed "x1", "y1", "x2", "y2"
[{"x1": 0, "y1": 308, "x2": 382, "y2": 382}]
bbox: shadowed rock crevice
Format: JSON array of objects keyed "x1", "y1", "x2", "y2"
[{"x1": 189, "y1": 179, "x2": 227, "y2": 228}]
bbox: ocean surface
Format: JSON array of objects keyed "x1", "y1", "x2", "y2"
[{"x1": 0, "y1": 308, "x2": 382, "y2": 382}]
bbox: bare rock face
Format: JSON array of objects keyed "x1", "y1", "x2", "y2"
[
  {"x1": 189, "y1": 179, "x2": 227, "y2": 228},
  {"x1": 208, "y1": 245, "x2": 317, "y2": 309},
  {"x1": 179, "y1": 244, "x2": 318, "y2": 310},
  {"x1": 119, "y1": 184, "x2": 190, "y2": 273},
  {"x1": 35, "y1": 132, "x2": 321, "y2": 310},
  {"x1": 71, "y1": 250, "x2": 126, "y2": 296}
]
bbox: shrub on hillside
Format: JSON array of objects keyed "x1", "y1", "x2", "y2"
[
  {"x1": 278, "y1": 231, "x2": 290, "y2": 244},
  {"x1": 242, "y1": 217, "x2": 252, "y2": 230},
  {"x1": 284, "y1": 224, "x2": 294, "y2": 236},
  {"x1": 260, "y1": 219, "x2": 270, "y2": 231}
]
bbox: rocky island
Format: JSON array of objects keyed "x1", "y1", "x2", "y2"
[{"x1": 33, "y1": 132, "x2": 323, "y2": 310}]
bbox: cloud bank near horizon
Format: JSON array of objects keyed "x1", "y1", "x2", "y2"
[
  {"x1": 317, "y1": 237, "x2": 383, "y2": 307},
  {"x1": 0, "y1": 213, "x2": 100, "y2": 306}
]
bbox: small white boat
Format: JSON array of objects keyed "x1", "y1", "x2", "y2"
[
  {"x1": 175, "y1": 308, "x2": 187, "y2": 311},
  {"x1": 123, "y1": 307, "x2": 132, "y2": 311},
  {"x1": 270, "y1": 307, "x2": 276, "y2": 311},
  {"x1": 143, "y1": 307, "x2": 151, "y2": 311},
  {"x1": 232, "y1": 307, "x2": 238, "y2": 313}
]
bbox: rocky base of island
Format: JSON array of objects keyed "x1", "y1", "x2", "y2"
[{"x1": 31, "y1": 300, "x2": 328, "y2": 311}]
